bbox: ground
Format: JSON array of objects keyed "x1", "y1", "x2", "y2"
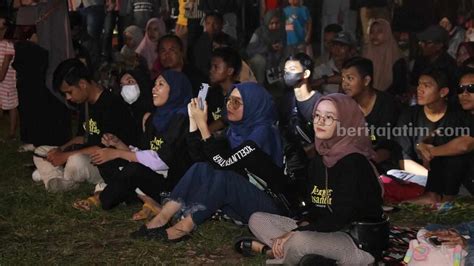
[{"x1": 1, "y1": 113, "x2": 473, "y2": 264}]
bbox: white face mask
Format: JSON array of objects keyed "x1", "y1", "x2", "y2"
[{"x1": 121, "y1": 84, "x2": 140, "y2": 104}]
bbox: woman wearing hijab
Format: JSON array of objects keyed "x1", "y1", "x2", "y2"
[
  {"x1": 363, "y1": 18, "x2": 408, "y2": 95},
  {"x1": 74, "y1": 70, "x2": 193, "y2": 221},
  {"x1": 136, "y1": 18, "x2": 166, "y2": 75},
  {"x1": 131, "y1": 82, "x2": 288, "y2": 242},
  {"x1": 238, "y1": 94, "x2": 385, "y2": 265},
  {"x1": 247, "y1": 9, "x2": 286, "y2": 84},
  {"x1": 120, "y1": 25, "x2": 144, "y2": 58},
  {"x1": 118, "y1": 69, "x2": 154, "y2": 130}
]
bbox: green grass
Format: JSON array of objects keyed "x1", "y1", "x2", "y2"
[{"x1": 1, "y1": 114, "x2": 473, "y2": 264}]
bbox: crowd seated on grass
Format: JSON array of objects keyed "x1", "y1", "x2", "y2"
[{"x1": 2, "y1": 1, "x2": 474, "y2": 264}]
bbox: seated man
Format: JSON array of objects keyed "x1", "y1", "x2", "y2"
[
  {"x1": 341, "y1": 56, "x2": 401, "y2": 173},
  {"x1": 396, "y1": 67, "x2": 471, "y2": 204},
  {"x1": 416, "y1": 71, "x2": 474, "y2": 195},
  {"x1": 32, "y1": 59, "x2": 137, "y2": 192},
  {"x1": 312, "y1": 31, "x2": 356, "y2": 95}
]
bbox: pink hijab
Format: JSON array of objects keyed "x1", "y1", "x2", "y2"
[
  {"x1": 363, "y1": 18, "x2": 403, "y2": 91},
  {"x1": 136, "y1": 18, "x2": 166, "y2": 71},
  {"x1": 314, "y1": 93, "x2": 376, "y2": 168}
]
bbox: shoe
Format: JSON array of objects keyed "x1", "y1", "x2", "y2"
[
  {"x1": 233, "y1": 236, "x2": 270, "y2": 257},
  {"x1": 46, "y1": 177, "x2": 77, "y2": 192},
  {"x1": 131, "y1": 224, "x2": 191, "y2": 243},
  {"x1": 32, "y1": 170, "x2": 42, "y2": 182}
]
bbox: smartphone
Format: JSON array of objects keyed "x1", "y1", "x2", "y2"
[{"x1": 197, "y1": 83, "x2": 209, "y2": 110}]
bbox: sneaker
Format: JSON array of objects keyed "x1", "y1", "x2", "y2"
[
  {"x1": 46, "y1": 177, "x2": 78, "y2": 192},
  {"x1": 32, "y1": 170, "x2": 42, "y2": 182}
]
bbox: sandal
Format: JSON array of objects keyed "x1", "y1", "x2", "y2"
[
  {"x1": 73, "y1": 196, "x2": 100, "y2": 211},
  {"x1": 132, "y1": 203, "x2": 161, "y2": 221},
  {"x1": 234, "y1": 236, "x2": 270, "y2": 257}
]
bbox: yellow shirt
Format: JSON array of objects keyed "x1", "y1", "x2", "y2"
[{"x1": 176, "y1": 0, "x2": 188, "y2": 26}]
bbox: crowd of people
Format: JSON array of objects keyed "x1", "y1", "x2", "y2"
[{"x1": 1, "y1": 0, "x2": 474, "y2": 264}]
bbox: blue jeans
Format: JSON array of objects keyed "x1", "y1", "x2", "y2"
[
  {"x1": 169, "y1": 162, "x2": 281, "y2": 225},
  {"x1": 101, "y1": 11, "x2": 128, "y2": 60},
  {"x1": 425, "y1": 222, "x2": 474, "y2": 266}
]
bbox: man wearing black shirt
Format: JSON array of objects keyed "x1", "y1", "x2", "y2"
[
  {"x1": 32, "y1": 59, "x2": 137, "y2": 192},
  {"x1": 396, "y1": 68, "x2": 469, "y2": 204},
  {"x1": 410, "y1": 25, "x2": 459, "y2": 89},
  {"x1": 416, "y1": 72, "x2": 474, "y2": 195},
  {"x1": 157, "y1": 34, "x2": 208, "y2": 96},
  {"x1": 341, "y1": 57, "x2": 400, "y2": 172}
]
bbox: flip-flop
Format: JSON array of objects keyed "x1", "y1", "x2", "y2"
[
  {"x1": 132, "y1": 203, "x2": 161, "y2": 221},
  {"x1": 233, "y1": 236, "x2": 270, "y2": 257},
  {"x1": 73, "y1": 196, "x2": 100, "y2": 211}
]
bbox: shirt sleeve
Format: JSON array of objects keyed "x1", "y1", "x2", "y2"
[
  {"x1": 395, "y1": 109, "x2": 416, "y2": 161},
  {"x1": 135, "y1": 150, "x2": 169, "y2": 171}
]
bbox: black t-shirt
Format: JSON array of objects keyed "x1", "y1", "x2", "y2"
[
  {"x1": 141, "y1": 114, "x2": 192, "y2": 187},
  {"x1": 295, "y1": 153, "x2": 384, "y2": 232},
  {"x1": 77, "y1": 90, "x2": 138, "y2": 147},
  {"x1": 396, "y1": 104, "x2": 468, "y2": 163},
  {"x1": 366, "y1": 91, "x2": 400, "y2": 150},
  {"x1": 182, "y1": 64, "x2": 209, "y2": 97},
  {"x1": 186, "y1": 131, "x2": 287, "y2": 193}
]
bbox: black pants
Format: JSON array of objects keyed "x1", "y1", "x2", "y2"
[
  {"x1": 98, "y1": 160, "x2": 169, "y2": 210},
  {"x1": 426, "y1": 154, "x2": 471, "y2": 196}
]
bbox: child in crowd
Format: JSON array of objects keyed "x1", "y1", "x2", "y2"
[
  {"x1": 283, "y1": 0, "x2": 312, "y2": 57},
  {"x1": 0, "y1": 14, "x2": 18, "y2": 140}
]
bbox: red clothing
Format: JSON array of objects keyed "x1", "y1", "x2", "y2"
[{"x1": 265, "y1": 0, "x2": 281, "y2": 10}]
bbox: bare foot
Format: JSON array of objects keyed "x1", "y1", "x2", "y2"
[{"x1": 406, "y1": 192, "x2": 441, "y2": 205}]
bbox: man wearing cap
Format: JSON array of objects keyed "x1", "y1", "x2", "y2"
[
  {"x1": 312, "y1": 31, "x2": 357, "y2": 95},
  {"x1": 410, "y1": 25, "x2": 459, "y2": 88}
]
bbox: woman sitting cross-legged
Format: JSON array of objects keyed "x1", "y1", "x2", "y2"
[
  {"x1": 131, "y1": 82, "x2": 289, "y2": 242},
  {"x1": 237, "y1": 94, "x2": 386, "y2": 265},
  {"x1": 73, "y1": 70, "x2": 193, "y2": 220}
]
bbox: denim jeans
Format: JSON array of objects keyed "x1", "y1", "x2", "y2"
[{"x1": 169, "y1": 162, "x2": 281, "y2": 225}]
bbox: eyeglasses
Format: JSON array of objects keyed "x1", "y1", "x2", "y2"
[
  {"x1": 226, "y1": 96, "x2": 244, "y2": 109},
  {"x1": 457, "y1": 84, "x2": 474, "y2": 94},
  {"x1": 312, "y1": 113, "x2": 339, "y2": 126}
]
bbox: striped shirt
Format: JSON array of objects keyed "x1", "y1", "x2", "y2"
[{"x1": 0, "y1": 40, "x2": 17, "y2": 110}]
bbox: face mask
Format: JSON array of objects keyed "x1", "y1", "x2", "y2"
[
  {"x1": 121, "y1": 84, "x2": 140, "y2": 104},
  {"x1": 284, "y1": 71, "x2": 304, "y2": 87}
]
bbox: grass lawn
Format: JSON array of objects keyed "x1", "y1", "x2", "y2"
[{"x1": 1, "y1": 113, "x2": 473, "y2": 264}]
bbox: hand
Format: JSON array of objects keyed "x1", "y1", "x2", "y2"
[
  {"x1": 425, "y1": 229, "x2": 468, "y2": 249},
  {"x1": 142, "y1": 112, "x2": 151, "y2": 132},
  {"x1": 272, "y1": 42, "x2": 283, "y2": 52},
  {"x1": 416, "y1": 143, "x2": 434, "y2": 162},
  {"x1": 189, "y1": 98, "x2": 208, "y2": 126},
  {"x1": 46, "y1": 149, "x2": 69, "y2": 167},
  {"x1": 271, "y1": 231, "x2": 295, "y2": 259},
  {"x1": 102, "y1": 133, "x2": 122, "y2": 147},
  {"x1": 91, "y1": 148, "x2": 119, "y2": 165}
]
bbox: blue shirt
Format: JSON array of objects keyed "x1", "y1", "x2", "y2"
[{"x1": 283, "y1": 5, "x2": 310, "y2": 46}]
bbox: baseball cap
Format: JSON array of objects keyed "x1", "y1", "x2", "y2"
[
  {"x1": 417, "y1": 25, "x2": 449, "y2": 43},
  {"x1": 332, "y1": 31, "x2": 356, "y2": 46}
]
